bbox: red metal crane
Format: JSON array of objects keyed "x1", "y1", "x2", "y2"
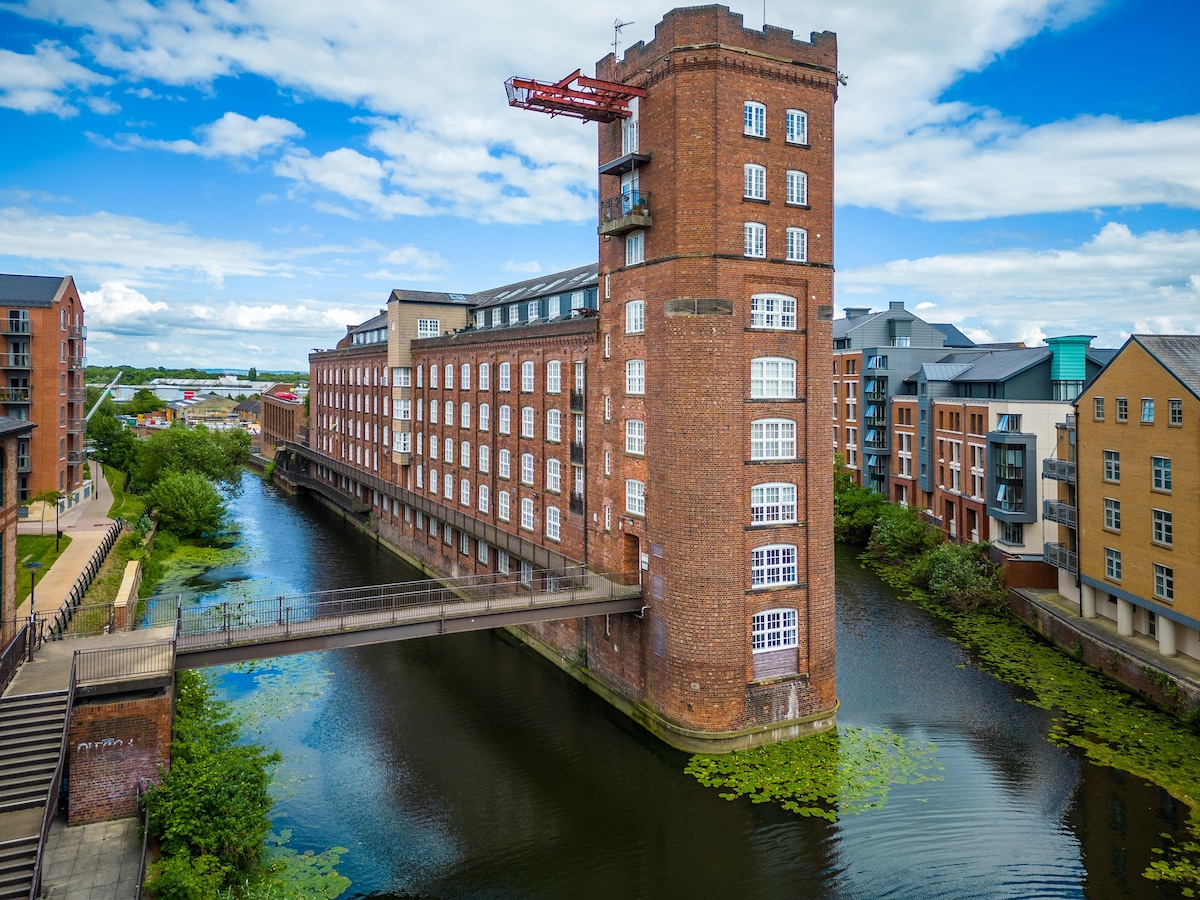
[{"x1": 504, "y1": 69, "x2": 645, "y2": 123}]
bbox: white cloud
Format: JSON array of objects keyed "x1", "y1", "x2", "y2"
[
  {"x1": 144, "y1": 111, "x2": 304, "y2": 159},
  {"x1": 79, "y1": 282, "x2": 166, "y2": 328},
  {"x1": 839, "y1": 222, "x2": 1200, "y2": 346},
  {"x1": 0, "y1": 40, "x2": 111, "y2": 116},
  {"x1": 503, "y1": 260, "x2": 541, "y2": 274}
]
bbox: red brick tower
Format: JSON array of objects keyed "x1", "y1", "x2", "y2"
[{"x1": 574, "y1": 6, "x2": 839, "y2": 749}]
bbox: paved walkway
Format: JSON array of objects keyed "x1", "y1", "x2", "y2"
[
  {"x1": 16, "y1": 470, "x2": 117, "y2": 627},
  {"x1": 39, "y1": 817, "x2": 142, "y2": 900}
]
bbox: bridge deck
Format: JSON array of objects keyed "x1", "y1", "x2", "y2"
[{"x1": 159, "y1": 568, "x2": 644, "y2": 668}]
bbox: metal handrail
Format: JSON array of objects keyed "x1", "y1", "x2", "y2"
[
  {"x1": 30, "y1": 653, "x2": 75, "y2": 900},
  {"x1": 134, "y1": 780, "x2": 150, "y2": 900},
  {"x1": 46, "y1": 520, "x2": 125, "y2": 641},
  {"x1": 0, "y1": 624, "x2": 28, "y2": 695},
  {"x1": 74, "y1": 641, "x2": 175, "y2": 685}
]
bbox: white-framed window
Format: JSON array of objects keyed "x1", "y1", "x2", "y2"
[
  {"x1": 1152, "y1": 508, "x2": 1173, "y2": 546},
  {"x1": 626, "y1": 479, "x2": 646, "y2": 516},
  {"x1": 1104, "y1": 449, "x2": 1119, "y2": 482},
  {"x1": 750, "y1": 293, "x2": 797, "y2": 330},
  {"x1": 430, "y1": 366, "x2": 438, "y2": 389},
  {"x1": 521, "y1": 497, "x2": 535, "y2": 530},
  {"x1": 604, "y1": 450, "x2": 611, "y2": 475},
  {"x1": 751, "y1": 483, "x2": 797, "y2": 524},
  {"x1": 444, "y1": 364, "x2": 454, "y2": 390},
  {"x1": 498, "y1": 491, "x2": 510, "y2": 521},
  {"x1": 1104, "y1": 498, "x2": 1120, "y2": 531},
  {"x1": 479, "y1": 362, "x2": 490, "y2": 390},
  {"x1": 498, "y1": 449, "x2": 511, "y2": 479},
  {"x1": 604, "y1": 395, "x2": 611, "y2": 421},
  {"x1": 478, "y1": 444, "x2": 490, "y2": 473},
  {"x1": 444, "y1": 473, "x2": 454, "y2": 498},
  {"x1": 604, "y1": 333, "x2": 611, "y2": 359},
  {"x1": 430, "y1": 400, "x2": 438, "y2": 424},
  {"x1": 744, "y1": 100, "x2": 766, "y2": 137},
  {"x1": 751, "y1": 545, "x2": 798, "y2": 587},
  {"x1": 521, "y1": 360, "x2": 535, "y2": 392},
  {"x1": 478, "y1": 539, "x2": 489, "y2": 564},
  {"x1": 520, "y1": 560, "x2": 533, "y2": 586},
  {"x1": 460, "y1": 478, "x2": 470, "y2": 506},
  {"x1": 521, "y1": 406, "x2": 535, "y2": 438},
  {"x1": 744, "y1": 163, "x2": 766, "y2": 200},
  {"x1": 626, "y1": 230, "x2": 645, "y2": 266},
  {"x1": 622, "y1": 96, "x2": 639, "y2": 154},
  {"x1": 752, "y1": 608, "x2": 798, "y2": 651},
  {"x1": 785, "y1": 170, "x2": 808, "y2": 205},
  {"x1": 1105, "y1": 547, "x2": 1121, "y2": 581},
  {"x1": 547, "y1": 458, "x2": 561, "y2": 492},
  {"x1": 416, "y1": 464, "x2": 424, "y2": 489},
  {"x1": 416, "y1": 399, "x2": 423, "y2": 422},
  {"x1": 546, "y1": 506, "x2": 561, "y2": 541},
  {"x1": 395, "y1": 431, "x2": 411, "y2": 454},
  {"x1": 528, "y1": 300, "x2": 539, "y2": 321},
  {"x1": 626, "y1": 300, "x2": 645, "y2": 334},
  {"x1": 497, "y1": 548, "x2": 509, "y2": 574},
  {"x1": 461, "y1": 402, "x2": 471, "y2": 429},
  {"x1": 626, "y1": 419, "x2": 645, "y2": 455},
  {"x1": 1153, "y1": 456, "x2": 1172, "y2": 492},
  {"x1": 415, "y1": 365, "x2": 424, "y2": 388},
  {"x1": 1154, "y1": 563, "x2": 1174, "y2": 601},
  {"x1": 445, "y1": 401, "x2": 454, "y2": 426},
  {"x1": 499, "y1": 404, "x2": 511, "y2": 434},
  {"x1": 398, "y1": 367, "x2": 411, "y2": 387},
  {"x1": 604, "y1": 505, "x2": 611, "y2": 530},
  {"x1": 751, "y1": 357, "x2": 797, "y2": 399},
  {"x1": 429, "y1": 467, "x2": 438, "y2": 494},
  {"x1": 786, "y1": 108, "x2": 808, "y2": 144},
  {"x1": 417, "y1": 318, "x2": 440, "y2": 339},
  {"x1": 461, "y1": 441, "x2": 470, "y2": 468},
  {"x1": 751, "y1": 419, "x2": 797, "y2": 459},
  {"x1": 744, "y1": 222, "x2": 766, "y2": 258},
  {"x1": 626, "y1": 359, "x2": 645, "y2": 395},
  {"x1": 479, "y1": 403, "x2": 490, "y2": 431},
  {"x1": 786, "y1": 227, "x2": 808, "y2": 262},
  {"x1": 547, "y1": 409, "x2": 561, "y2": 442},
  {"x1": 398, "y1": 399, "x2": 411, "y2": 421},
  {"x1": 1142, "y1": 398, "x2": 1155, "y2": 423},
  {"x1": 460, "y1": 363, "x2": 470, "y2": 390},
  {"x1": 499, "y1": 362, "x2": 511, "y2": 391},
  {"x1": 430, "y1": 435, "x2": 439, "y2": 459},
  {"x1": 1169, "y1": 398, "x2": 1182, "y2": 425},
  {"x1": 444, "y1": 438, "x2": 454, "y2": 463},
  {"x1": 547, "y1": 360, "x2": 562, "y2": 393},
  {"x1": 460, "y1": 530, "x2": 469, "y2": 555}
]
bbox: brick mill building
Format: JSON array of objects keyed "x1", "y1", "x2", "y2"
[
  {"x1": 293, "y1": 6, "x2": 840, "y2": 750},
  {"x1": 0, "y1": 275, "x2": 87, "y2": 508}
]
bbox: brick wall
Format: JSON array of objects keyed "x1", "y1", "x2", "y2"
[{"x1": 68, "y1": 688, "x2": 173, "y2": 825}]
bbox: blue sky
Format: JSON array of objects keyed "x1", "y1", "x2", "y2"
[{"x1": 0, "y1": 0, "x2": 1197, "y2": 370}]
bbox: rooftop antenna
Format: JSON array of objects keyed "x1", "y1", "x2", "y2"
[{"x1": 613, "y1": 18, "x2": 634, "y2": 61}]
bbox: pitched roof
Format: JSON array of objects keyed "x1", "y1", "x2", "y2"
[
  {"x1": 930, "y1": 322, "x2": 975, "y2": 348},
  {"x1": 831, "y1": 309, "x2": 887, "y2": 340},
  {"x1": 0, "y1": 274, "x2": 69, "y2": 307},
  {"x1": 1133, "y1": 335, "x2": 1200, "y2": 400},
  {"x1": 0, "y1": 415, "x2": 35, "y2": 440},
  {"x1": 469, "y1": 263, "x2": 598, "y2": 310}
]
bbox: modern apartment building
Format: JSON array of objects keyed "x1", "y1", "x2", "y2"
[
  {"x1": 299, "y1": 6, "x2": 840, "y2": 751},
  {"x1": 0, "y1": 275, "x2": 86, "y2": 507},
  {"x1": 1052, "y1": 335, "x2": 1200, "y2": 663}
]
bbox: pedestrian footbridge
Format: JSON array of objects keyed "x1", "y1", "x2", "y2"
[{"x1": 140, "y1": 567, "x2": 645, "y2": 668}]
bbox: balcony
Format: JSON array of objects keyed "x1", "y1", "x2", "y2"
[
  {"x1": 598, "y1": 192, "x2": 652, "y2": 237},
  {"x1": 68, "y1": 324, "x2": 87, "y2": 340},
  {"x1": 17, "y1": 456, "x2": 31, "y2": 473},
  {"x1": 2, "y1": 319, "x2": 30, "y2": 336},
  {"x1": 1043, "y1": 542, "x2": 1078, "y2": 572},
  {"x1": 67, "y1": 354, "x2": 86, "y2": 370},
  {"x1": 2, "y1": 354, "x2": 30, "y2": 369},
  {"x1": 67, "y1": 418, "x2": 85, "y2": 434},
  {"x1": 1042, "y1": 458, "x2": 1077, "y2": 483},
  {"x1": 570, "y1": 390, "x2": 585, "y2": 413},
  {"x1": 570, "y1": 442, "x2": 585, "y2": 465},
  {"x1": 570, "y1": 492, "x2": 584, "y2": 515},
  {"x1": 0, "y1": 386, "x2": 31, "y2": 403},
  {"x1": 68, "y1": 386, "x2": 85, "y2": 401},
  {"x1": 67, "y1": 450, "x2": 84, "y2": 465},
  {"x1": 1042, "y1": 499, "x2": 1077, "y2": 527}
]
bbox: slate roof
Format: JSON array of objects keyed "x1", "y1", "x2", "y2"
[
  {"x1": 468, "y1": 264, "x2": 598, "y2": 310},
  {"x1": 0, "y1": 414, "x2": 35, "y2": 439},
  {"x1": 920, "y1": 362, "x2": 975, "y2": 381},
  {"x1": 1134, "y1": 335, "x2": 1200, "y2": 400},
  {"x1": 831, "y1": 309, "x2": 886, "y2": 340},
  {"x1": 0, "y1": 274, "x2": 68, "y2": 307},
  {"x1": 350, "y1": 311, "x2": 387, "y2": 333},
  {"x1": 930, "y1": 322, "x2": 975, "y2": 348}
]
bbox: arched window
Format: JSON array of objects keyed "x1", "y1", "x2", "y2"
[
  {"x1": 751, "y1": 546, "x2": 798, "y2": 587},
  {"x1": 751, "y1": 483, "x2": 797, "y2": 524}
]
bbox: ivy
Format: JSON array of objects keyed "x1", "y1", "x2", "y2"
[{"x1": 687, "y1": 726, "x2": 942, "y2": 820}]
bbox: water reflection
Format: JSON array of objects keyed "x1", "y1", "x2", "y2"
[{"x1": 153, "y1": 477, "x2": 1186, "y2": 898}]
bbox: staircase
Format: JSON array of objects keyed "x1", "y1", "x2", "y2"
[{"x1": 0, "y1": 691, "x2": 68, "y2": 900}]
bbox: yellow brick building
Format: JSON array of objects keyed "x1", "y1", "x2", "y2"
[{"x1": 1076, "y1": 335, "x2": 1200, "y2": 661}]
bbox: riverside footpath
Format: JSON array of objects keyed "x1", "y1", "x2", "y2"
[{"x1": 3, "y1": 470, "x2": 145, "y2": 900}]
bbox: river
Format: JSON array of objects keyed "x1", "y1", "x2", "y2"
[{"x1": 148, "y1": 475, "x2": 1189, "y2": 899}]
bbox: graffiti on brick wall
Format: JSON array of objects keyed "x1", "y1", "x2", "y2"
[{"x1": 76, "y1": 736, "x2": 134, "y2": 753}]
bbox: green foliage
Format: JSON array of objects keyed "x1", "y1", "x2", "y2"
[
  {"x1": 866, "y1": 502, "x2": 941, "y2": 564},
  {"x1": 910, "y1": 542, "x2": 1006, "y2": 611},
  {"x1": 125, "y1": 388, "x2": 166, "y2": 414},
  {"x1": 687, "y1": 726, "x2": 942, "y2": 820},
  {"x1": 15, "y1": 534, "x2": 72, "y2": 604},
  {"x1": 147, "y1": 472, "x2": 227, "y2": 537},
  {"x1": 87, "y1": 365, "x2": 307, "y2": 385},
  {"x1": 145, "y1": 670, "x2": 281, "y2": 897},
  {"x1": 216, "y1": 835, "x2": 351, "y2": 899},
  {"x1": 89, "y1": 414, "x2": 140, "y2": 474},
  {"x1": 832, "y1": 466, "x2": 887, "y2": 546},
  {"x1": 132, "y1": 423, "x2": 250, "y2": 494},
  {"x1": 263, "y1": 460, "x2": 276, "y2": 483},
  {"x1": 102, "y1": 464, "x2": 145, "y2": 520}
]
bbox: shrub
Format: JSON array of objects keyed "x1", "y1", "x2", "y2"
[
  {"x1": 147, "y1": 472, "x2": 226, "y2": 537},
  {"x1": 867, "y1": 503, "x2": 941, "y2": 564},
  {"x1": 912, "y1": 542, "x2": 1006, "y2": 611}
]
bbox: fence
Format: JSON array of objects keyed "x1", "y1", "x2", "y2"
[
  {"x1": 0, "y1": 623, "x2": 28, "y2": 695},
  {"x1": 74, "y1": 641, "x2": 176, "y2": 687},
  {"x1": 44, "y1": 519, "x2": 127, "y2": 641}
]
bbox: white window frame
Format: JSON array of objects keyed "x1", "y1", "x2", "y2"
[
  {"x1": 625, "y1": 479, "x2": 646, "y2": 516},
  {"x1": 626, "y1": 230, "x2": 645, "y2": 266},
  {"x1": 499, "y1": 405, "x2": 511, "y2": 435},
  {"x1": 499, "y1": 362, "x2": 511, "y2": 391},
  {"x1": 479, "y1": 362, "x2": 490, "y2": 390},
  {"x1": 521, "y1": 360, "x2": 535, "y2": 392},
  {"x1": 546, "y1": 458, "x2": 561, "y2": 492},
  {"x1": 751, "y1": 419, "x2": 797, "y2": 460},
  {"x1": 751, "y1": 483, "x2": 797, "y2": 525},
  {"x1": 625, "y1": 300, "x2": 645, "y2": 334},
  {"x1": 478, "y1": 444, "x2": 490, "y2": 473},
  {"x1": 751, "y1": 357, "x2": 797, "y2": 399},
  {"x1": 785, "y1": 108, "x2": 808, "y2": 144},
  {"x1": 744, "y1": 163, "x2": 766, "y2": 200},
  {"x1": 786, "y1": 227, "x2": 808, "y2": 262},
  {"x1": 625, "y1": 419, "x2": 645, "y2": 455},
  {"x1": 547, "y1": 409, "x2": 561, "y2": 442},
  {"x1": 546, "y1": 360, "x2": 562, "y2": 394},
  {"x1": 521, "y1": 406, "x2": 535, "y2": 438},
  {"x1": 1152, "y1": 508, "x2": 1173, "y2": 546},
  {"x1": 417, "y1": 318, "x2": 440, "y2": 339},
  {"x1": 444, "y1": 364, "x2": 454, "y2": 390},
  {"x1": 752, "y1": 608, "x2": 798, "y2": 651},
  {"x1": 521, "y1": 497, "x2": 535, "y2": 530},
  {"x1": 751, "y1": 545, "x2": 798, "y2": 588},
  {"x1": 521, "y1": 452, "x2": 535, "y2": 485},
  {"x1": 479, "y1": 403, "x2": 490, "y2": 431},
  {"x1": 744, "y1": 222, "x2": 766, "y2": 258},
  {"x1": 1154, "y1": 563, "x2": 1174, "y2": 601},
  {"x1": 626, "y1": 359, "x2": 645, "y2": 395},
  {"x1": 498, "y1": 491, "x2": 510, "y2": 521},
  {"x1": 460, "y1": 478, "x2": 470, "y2": 506},
  {"x1": 750, "y1": 294, "x2": 797, "y2": 330},
  {"x1": 785, "y1": 170, "x2": 808, "y2": 205},
  {"x1": 546, "y1": 506, "x2": 561, "y2": 541},
  {"x1": 498, "y1": 449, "x2": 510, "y2": 479},
  {"x1": 744, "y1": 100, "x2": 766, "y2": 137}
]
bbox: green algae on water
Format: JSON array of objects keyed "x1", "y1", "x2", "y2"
[{"x1": 686, "y1": 726, "x2": 942, "y2": 821}]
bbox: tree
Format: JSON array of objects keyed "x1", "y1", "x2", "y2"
[
  {"x1": 910, "y1": 542, "x2": 1007, "y2": 611},
  {"x1": 125, "y1": 388, "x2": 165, "y2": 415},
  {"x1": 87, "y1": 414, "x2": 140, "y2": 474},
  {"x1": 147, "y1": 472, "x2": 226, "y2": 536},
  {"x1": 131, "y1": 423, "x2": 250, "y2": 494},
  {"x1": 247, "y1": 366, "x2": 258, "y2": 380},
  {"x1": 28, "y1": 490, "x2": 63, "y2": 535}
]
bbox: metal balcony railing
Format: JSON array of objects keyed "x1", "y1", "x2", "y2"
[
  {"x1": 1043, "y1": 542, "x2": 1078, "y2": 572},
  {"x1": 1042, "y1": 499, "x2": 1077, "y2": 527},
  {"x1": 68, "y1": 386, "x2": 85, "y2": 401},
  {"x1": 66, "y1": 450, "x2": 84, "y2": 464},
  {"x1": 570, "y1": 442, "x2": 585, "y2": 465},
  {"x1": 2, "y1": 319, "x2": 30, "y2": 335},
  {"x1": 67, "y1": 355, "x2": 86, "y2": 369},
  {"x1": 67, "y1": 418, "x2": 85, "y2": 434},
  {"x1": 570, "y1": 493, "x2": 584, "y2": 514},
  {"x1": 0, "y1": 386, "x2": 30, "y2": 403},
  {"x1": 570, "y1": 390, "x2": 585, "y2": 413},
  {"x1": 68, "y1": 325, "x2": 87, "y2": 340},
  {"x1": 598, "y1": 192, "x2": 652, "y2": 236},
  {"x1": 2, "y1": 354, "x2": 31, "y2": 368},
  {"x1": 1042, "y1": 458, "x2": 1077, "y2": 482}
]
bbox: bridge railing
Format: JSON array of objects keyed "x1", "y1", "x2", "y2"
[
  {"x1": 161, "y1": 566, "x2": 635, "y2": 647},
  {"x1": 74, "y1": 640, "x2": 176, "y2": 688}
]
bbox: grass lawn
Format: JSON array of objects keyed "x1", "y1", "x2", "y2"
[
  {"x1": 103, "y1": 463, "x2": 146, "y2": 521},
  {"x1": 16, "y1": 534, "x2": 73, "y2": 605}
]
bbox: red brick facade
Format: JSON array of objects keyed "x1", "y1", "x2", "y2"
[
  {"x1": 304, "y1": 7, "x2": 839, "y2": 750},
  {"x1": 67, "y1": 690, "x2": 173, "y2": 825}
]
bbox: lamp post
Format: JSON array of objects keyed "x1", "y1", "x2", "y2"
[
  {"x1": 24, "y1": 561, "x2": 43, "y2": 662},
  {"x1": 55, "y1": 498, "x2": 61, "y2": 552}
]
